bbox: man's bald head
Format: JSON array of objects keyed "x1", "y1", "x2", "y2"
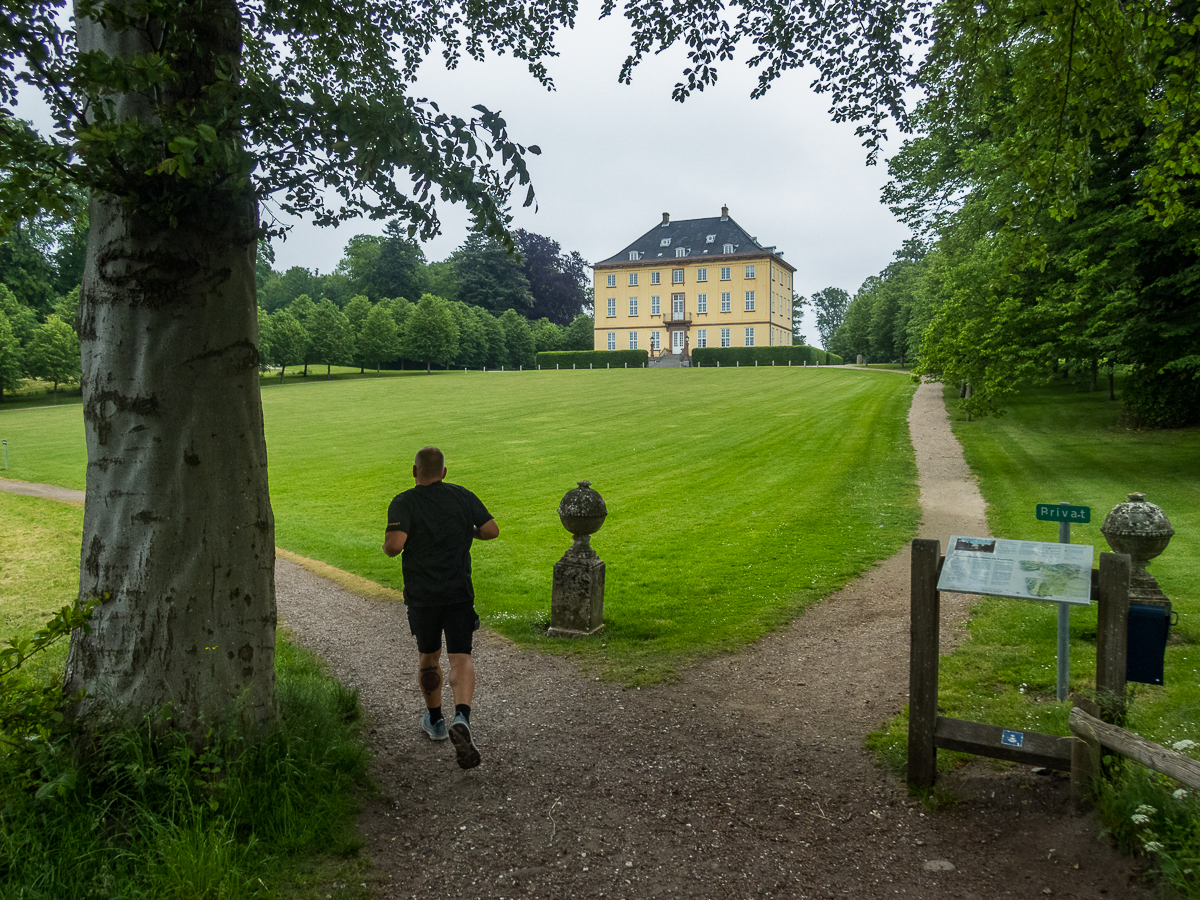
[{"x1": 413, "y1": 446, "x2": 446, "y2": 484}]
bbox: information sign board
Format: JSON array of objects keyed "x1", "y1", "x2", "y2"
[
  {"x1": 1035, "y1": 503, "x2": 1091, "y2": 523},
  {"x1": 937, "y1": 536, "x2": 1094, "y2": 605}
]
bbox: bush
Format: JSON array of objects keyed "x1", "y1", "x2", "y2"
[
  {"x1": 1120, "y1": 363, "x2": 1200, "y2": 428},
  {"x1": 1, "y1": 606, "x2": 370, "y2": 899},
  {"x1": 691, "y1": 345, "x2": 839, "y2": 367},
  {"x1": 536, "y1": 349, "x2": 649, "y2": 368}
]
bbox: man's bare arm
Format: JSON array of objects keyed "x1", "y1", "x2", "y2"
[
  {"x1": 474, "y1": 519, "x2": 499, "y2": 541},
  {"x1": 383, "y1": 530, "x2": 407, "y2": 556}
]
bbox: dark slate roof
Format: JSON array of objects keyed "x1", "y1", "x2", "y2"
[{"x1": 595, "y1": 213, "x2": 790, "y2": 268}]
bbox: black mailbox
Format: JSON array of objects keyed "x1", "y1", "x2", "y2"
[{"x1": 1126, "y1": 602, "x2": 1173, "y2": 685}]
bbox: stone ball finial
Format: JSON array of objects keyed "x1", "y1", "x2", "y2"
[
  {"x1": 558, "y1": 481, "x2": 607, "y2": 537},
  {"x1": 1101, "y1": 492, "x2": 1174, "y2": 572}
]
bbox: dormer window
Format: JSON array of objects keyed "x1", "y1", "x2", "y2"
[
  {"x1": 675, "y1": 248, "x2": 686, "y2": 257},
  {"x1": 628, "y1": 251, "x2": 640, "y2": 261},
  {"x1": 660, "y1": 238, "x2": 671, "y2": 247},
  {"x1": 706, "y1": 235, "x2": 716, "y2": 243},
  {"x1": 723, "y1": 243, "x2": 734, "y2": 254}
]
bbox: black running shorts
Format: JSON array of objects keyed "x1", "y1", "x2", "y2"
[{"x1": 406, "y1": 602, "x2": 480, "y2": 655}]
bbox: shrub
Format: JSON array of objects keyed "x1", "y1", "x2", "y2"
[
  {"x1": 1120, "y1": 363, "x2": 1200, "y2": 428},
  {"x1": 691, "y1": 345, "x2": 835, "y2": 367},
  {"x1": 536, "y1": 349, "x2": 649, "y2": 368},
  {"x1": 1, "y1": 604, "x2": 370, "y2": 899}
]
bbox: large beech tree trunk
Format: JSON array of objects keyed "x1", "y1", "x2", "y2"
[{"x1": 64, "y1": 1, "x2": 276, "y2": 736}]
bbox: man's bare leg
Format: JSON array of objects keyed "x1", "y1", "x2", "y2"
[{"x1": 448, "y1": 652, "x2": 475, "y2": 708}]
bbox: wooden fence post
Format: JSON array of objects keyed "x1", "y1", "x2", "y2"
[
  {"x1": 908, "y1": 539, "x2": 942, "y2": 790},
  {"x1": 1096, "y1": 552, "x2": 1131, "y2": 727}
]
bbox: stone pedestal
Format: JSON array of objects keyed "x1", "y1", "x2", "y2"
[
  {"x1": 549, "y1": 480, "x2": 607, "y2": 638},
  {"x1": 549, "y1": 546, "x2": 606, "y2": 638}
]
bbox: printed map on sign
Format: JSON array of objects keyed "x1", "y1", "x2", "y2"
[{"x1": 937, "y1": 536, "x2": 1094, "y2": 605}]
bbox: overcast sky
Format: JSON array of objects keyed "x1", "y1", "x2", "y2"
[{"x1": 16, "y1": 1, "x2": 912, "y2": 346}]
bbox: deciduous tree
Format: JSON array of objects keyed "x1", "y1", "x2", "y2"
[
  {"x1": 307, "y1": 298, "x2": 355, "y2": 378},
  {"x1": 358, "y1": 302, "x2": 400, "y2": 374},
  {"x1": 25, "y1": 313, "x2": 79, "y2": 402},
  {"x1": 0, "y1": 311, "x2": 23, "y2": 402},
  {"x1": 810, "y1": 287, "x2": 851, "y2": 349},
  {"x1": 267, "y1": 309, "x2": 309, "y2": 380},
  {"x1": 404, "y1": 294, "x2": 459, "y2": 372}
]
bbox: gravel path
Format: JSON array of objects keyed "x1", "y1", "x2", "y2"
[{"x1": 277, "y1": 379, "x2": 1154, "y2": 900}]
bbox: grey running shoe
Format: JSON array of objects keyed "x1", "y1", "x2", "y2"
[
  {"x1": 422, "y1": 710, "x2": 448, "y2": 741},
  {"x1": 448, "y1": 713, "x2": 481, "y2": 769}
]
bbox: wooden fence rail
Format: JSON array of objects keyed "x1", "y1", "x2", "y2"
[{"x1": 1070, "y1": 707, "x2": 1200, "y2": 791}]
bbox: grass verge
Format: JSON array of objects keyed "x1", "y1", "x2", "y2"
[{"x1": 0, "y1": 495, "x2": 375, "y2": 900}]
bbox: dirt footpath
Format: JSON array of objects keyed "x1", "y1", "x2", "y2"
[{"x1": 277, "y1": 379, "x2": 1154, "y2": 900}]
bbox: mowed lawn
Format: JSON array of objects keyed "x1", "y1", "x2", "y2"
[{"x1": 1, "y1": 367, "x2": 920, "y2": 682}]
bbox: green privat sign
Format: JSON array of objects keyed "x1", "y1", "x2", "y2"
[{"x1": 1035, "y1": 503, "x2": 1091, "y2": 523}]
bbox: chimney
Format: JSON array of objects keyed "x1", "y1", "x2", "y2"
[
  {"x1": 661, "y1": 212, "x2": 670, "y2": 226},
  {"x1": 721, "y1": 205, "x2": 729, "y2": 220}
]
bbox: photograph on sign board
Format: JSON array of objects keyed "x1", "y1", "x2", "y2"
[
  {"x1": 937, "y1": 536, "x2": 1094, "y2": 605},
  {"x1": 954, "y1": 538, "x2": 997, "y2": 553}
]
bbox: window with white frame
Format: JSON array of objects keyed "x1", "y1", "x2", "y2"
[
  {"x1": 606, "y1": 273, "x2": 616, "y2": 288},
  {"x1": 675, "y1": 248, "x2": 686, "y2": 257},
  {"x1": 696, "y1": 268, "x2": 707, "y2": 282},
  {"x1": 629, "y1": 272, "x2": 638, "y2": 286},
  {"x1": 696, "y1": 328, "x2": 707, "y2": 348},
  {"x1": 660, "y1": 238, "x2": 671, "y2": 247},
  {"x1": 697, "y1": 293, "x2": 707, "y2": 313},
  {"x1": 744, "y1": 290, "x2": 755, "y2": 311},
  {"x1": 650, "y1": 330, "x2": 661, "y2": 350},
  {"x1": 629, "y1": 297, "x2": 638, "y2": 316},
  {"x1": 745, "y1": 327, "x2": 755, "y2": 346},
  {"x1": 720, "y1": 292, "x2": 731, "y2": 312},
  {"x1": 672, "y1": 268, "x2": 684, "y2": 284},
  {"x1": 671, "y1": 293, "x2": 685, "y2": 317},
  {"x1": 720, "y1": 266, "x2": 731, "y2": 280},
  {"x1": 770, "y1": 295, "x2": 774, "y2": 314},
  {"x1": 650, "y1": 271, "x2": 660, "y2": 285},
  {"x1": 628, "y1": 251, "x2": 640, "y2": 261},
  {"x1": 651, "y1": 296, "x2": 661, "y2": 316},
  {"x1": 607, "y1": 332, "x2": 616, "y2": 350},
  {"x1": 629, "y1": 332, "x2": 638, "y2": 349},
  {"x1": 706, "y1": 234, "x2": 715, "y2": 243},
  {"x1": 720, "y1": 327, "x2": 731, "y2": 347},
  {"x1": 745, "y1": 264, "x2": 756, "y2": 278},
  {"x1": 606, "y1": 297, "x2": 616, "y2": 317},
  {"x1": 723, "y1": 243, "x2": 734, "y2": 254}
]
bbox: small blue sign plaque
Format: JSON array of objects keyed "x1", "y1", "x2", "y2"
[{"x1": 1001, "y1": 729, "x2": 1024, "y2": 748}]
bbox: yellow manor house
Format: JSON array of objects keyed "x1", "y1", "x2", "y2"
[{"x1": 592, "y1": 207, "x2": 796, "y2": 362}]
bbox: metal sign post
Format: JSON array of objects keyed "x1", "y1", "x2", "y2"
[{"x1": 1036, "y1": 502, "x2": 1092, "y2": 701}]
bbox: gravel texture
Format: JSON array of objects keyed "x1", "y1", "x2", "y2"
[{"x1": 277, "y1": 379, "x2": 1155, "y2": 900}]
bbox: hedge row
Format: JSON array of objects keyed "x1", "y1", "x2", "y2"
[
  {"x1": 691, "y1": 346, "x2": 843, "y2": 367},
  {"x1": 536, "y1": 350, "x2": 650, "y2": 368}
]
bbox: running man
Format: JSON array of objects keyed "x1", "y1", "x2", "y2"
[{"x1": 383, "y1": 446, "x2": 498, "y2": 769}]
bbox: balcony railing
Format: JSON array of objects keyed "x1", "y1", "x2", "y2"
[{"x1": 661, "y1": 311, "x2": 693, "y2": 325}]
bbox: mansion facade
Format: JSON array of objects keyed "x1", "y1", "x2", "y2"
[{"x1": 592, "y1": 207, "x2": 795, "y2": 359}]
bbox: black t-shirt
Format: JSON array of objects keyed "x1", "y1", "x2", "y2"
[{"x1": 386, "y1": 481, "x2": 493, "y2": 607}]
